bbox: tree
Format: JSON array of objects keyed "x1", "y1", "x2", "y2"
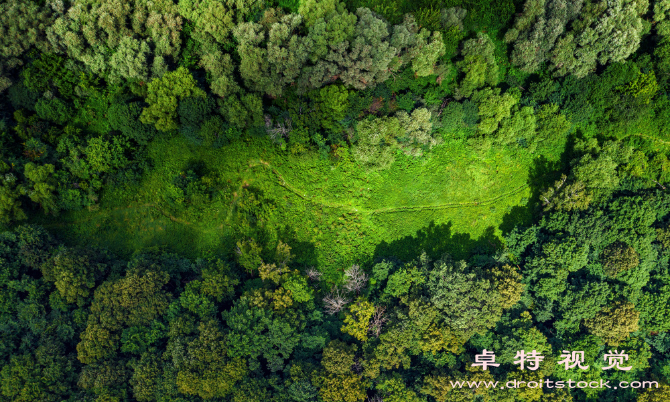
[
  {"x1": 583, "y1": 301, "x2": 640, "y2": 346},
  {"x1": 456, "y1": 32, "x2": 499, "y2": 99},
  {"x1": 223, "y1": 298, "x2": 303, "y2": 372},
  {"x1": 140, "y1": 67, "x2": 206, "y2": 132},
  {"x1": 301, "y1": 0, "x2": 356, "y2": 64},
  {"x1": 108, "y1": 102, "x2": 157, "y2": 145},
  {"x1": 0, "y1": 0, "x2": 56, "y2": 93},
  {"x1": 441, "y1": 7, "x2": 467, "y2": 31},
  {"x1": 506, "y1": 0, "x2": 649, "y2": 77},
  {"x1": 40, "y1": 246, "x2": 108, "y2": 306},
  {"x1": 600, "y1": 242, "x2": 640, "y2": 277},
  {"x1": 638, "y1": 385, "x2": 670, "y2": 402},
  {"x1": 312, "y1": 84, "x2": 350, "y2": 132},
  {"x1": 315, "y1": 340, "x2": 366, "y2": 402},
  {"x1": 472, "y1": 87, "x2": 519, "y2": 135},
  {"x1": 107, "y1": 37, "x2": 151, "y2": 85},
  {"x1": 343, "y1": 264, "x2": 368, "y2": 294},
  {"x1": 1, "y1": 342, "x2": 78, "y2": 402},
  {"x1": 24, "y1": 163, "x2": 59, "y2": 215},
  {"x1": 352, "y1": 115, "x2": 399, "y2": 171},
  {"x1": 341, "y1": 298, "x2": 375, "y2": 341},
  {"x1": 494, "y1": 105, "x2": 536, "y2": 146},
  {"x1": 427, "y1": 259, "x2": 516, "y2": 340},
  {"x1": 504, "y1": 0, "x2": 581, "y2": 73},
  {"x1": 179, "y1": 0, "x2": 263, "y2": 53},
  {"x1": 396, "y1": 107, "x2": 439, "y2": 157},
  {"x1": 219, "y1": 91, "x2": 264, "y2": 130},
  {"x1": 84, "y1": 137, "x2": 129, "y2": 174},
  {"x1": 0, "y1": 171, "x2": 26, "y2": 226},
  {"x1": 233, "y1": 13, "x2": 311, "y2": 98},
  {"x1": 550, "y1": 0, "x2": 649, "y2": 78},
  {"x1": 174, "y1": 319, "x2": 248, "y2": 399},
  {"x1": 323, "y1": 286, "x2": 350, "y2": 315},
  {"x1": 199, "y1": 50, "x2": 240, "y2": 97},
  {"x1": 299, "y1": 0, "x2": 341, "y2": 28},
  {"x1": 77, "y1": 269, "x2": 172, "y2": 364},
  {"x1": 47, "y1": 0, "x2": 183, "y2": 81}
]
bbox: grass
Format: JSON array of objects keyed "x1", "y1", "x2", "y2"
[{"x1": 32, "y1": 127, "x2": 563, "y2": 282}]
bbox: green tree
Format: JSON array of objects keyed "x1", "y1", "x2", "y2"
[
  {"x1": 233, "y1": 13, "x2": 311, "y2": 98},
  {"x1": 396, "y1": 107, "x2": 440, "y2": 157},
  {"x1": 174, "y1": 319, "x2": 248, "y2": 399},
  {"x1": 140, "y1": 67, "x2": 206, "y2": 132},
  {"x1": 600, "y1": 242, "x2": 640, "y2": 277},
  {"x1": 0, "y1": 172, "x2": 26, "y2": 226},
  {"x1": 456, "y1": 32, "x2": 499, "y2": 99},
  {"x1": 352, "y1": 115, "x2": 400, "y2": 171},
  {"x1": 341, "y1": 298, "x2": 375, "y2": 342},
  {"x1": 0, "y1": 0, "x2": 56, "y2": 93},
  {"x1": 584, "y1": 301, "x2": 640, "y2": 346},
  {"x1": 472, "y1": 87, "x2": 519, "y2": 135},
  {"x1": 550, "y1": 0, "x2": 649, "y2": 77},
  {"x1": 178, "y1": 0, "x2": 264, "y2": 54},
  {"x1": 315, "y1": 340, "x2": 366, "y2": 402},
  {"x1": 77, "y1": 269, "x2": 172, "y2": 364},
  {"x1": 47, "y1": 0, "x2": 183, "y2": 81},
  {"x1": 24, "y1": 163, "x2": 59, "y2": 215},
  {"x1": 427, "y1": 259, "x2": 517, "y2": 340},
  {"x1": 40, "y1": 246, "x2": 108, "y2": 306},
  {"x1": 507, "y1": 0, "x2": 649, "y2": 77}
]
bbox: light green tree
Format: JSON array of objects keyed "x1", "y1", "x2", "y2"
[
  {"x1": 396, "y1": 107, "x2": 439, "y2": 157},
  {"x1": 24, "y1": 162, "x2": 59, "y2": 215},
  {"x1": 0, "y1": 0, "x2": 56, "y2": 93},
  {"x1": 584, "y1": 301, "x2": 640, "y2": 346},
  {"x1": 140, "y1": 67, "x2": 206, "y2": 132},
  {"x1": 0, "y1": 171, "x2": 26, "y2": 225},
  {"x1": 472, "y1": 87, "x2": 520, "y2": 135},
  {"x1": 455, "y1": 32, "x2": 499, "y2": 99},
  {"x1": 47, "y1": 0, "x2": 182, "y2": 81},
  {"x1": 352, "y1": 115, "x2": 400, "y2": 171},
  {"x1": 341, "y1": 298, "x2": 375, "y2": 342},
  {"x1": 233, "y1": 13, "x2": 311, "y2": 97}
]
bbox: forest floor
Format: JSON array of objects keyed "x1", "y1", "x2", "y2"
[{"x1": 35, "y1": 133, "x2": 559, "y2": 280}]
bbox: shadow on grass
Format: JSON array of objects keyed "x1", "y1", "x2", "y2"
[
  {"x1": 371, "y1": 136, "x2": 579, "y2": 265},
  {"x1": 499, "y1": 135, "x2": 577, "y2": 235},
  {"x1": 371, "y1": 221, "x2": 502, "y2": 264}
]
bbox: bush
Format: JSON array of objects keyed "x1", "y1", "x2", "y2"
[
  {"x1": 108, "y1": 102, "x2": 157, "y2": 145},
  {"x1": 179, "y1": 96, "x2": 216, "y2": 129},
  {"x1": 140, "y1": 67, "x2": 206, "y2": 132},
  {"x1": 35, "y1": 97, "x2": 72, "y2": 126},
  {"x1": 352, "y1": 115, "x2": 399, "y2": 170},
  {"x1": 7, "y1": 82, "x2": 39, "y2": 111}
]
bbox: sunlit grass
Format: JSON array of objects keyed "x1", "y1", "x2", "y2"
[{"x1": 35, "y1": 131, "x2": 563, "y2": 280}]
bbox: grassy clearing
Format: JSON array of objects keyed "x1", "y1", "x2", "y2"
[{"x1": 34, "y1": 131, "x2": 562, "y2": 280}]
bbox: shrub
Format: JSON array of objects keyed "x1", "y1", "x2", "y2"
[
  {"x1": 108, "y1": 102, "x2": 157, "y2": 145},
  {"x1": 140, "y1": 67, "x2": 206, "y2": 132},
  {"x1": 35, "y1": 97, "x2": 72, "y2": 126}
]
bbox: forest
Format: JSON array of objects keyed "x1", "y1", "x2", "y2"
[{"x1": 2, "y1": 0, "x2": 670, "y2": 400}]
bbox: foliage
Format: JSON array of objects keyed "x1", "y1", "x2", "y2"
[
  {"x1": 507, "y1": 0, "x2": 649, "y2": 77},
  {"x1": 47, "y1": 0, "x2": 183, "y2": 82},
  {"x1": 455, "y1": 32, "x2": 499, "y2": 99},
  {"x1": 2, "y1": 2, "x2": 670, "y2": 401},
  {"x1": 140, "y1": 67, "x2": 206, "y2": 132}
]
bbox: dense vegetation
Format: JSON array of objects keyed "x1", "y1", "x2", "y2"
[{"x1": 2, "y1": 0, "x2": 670, "y2": 400}]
